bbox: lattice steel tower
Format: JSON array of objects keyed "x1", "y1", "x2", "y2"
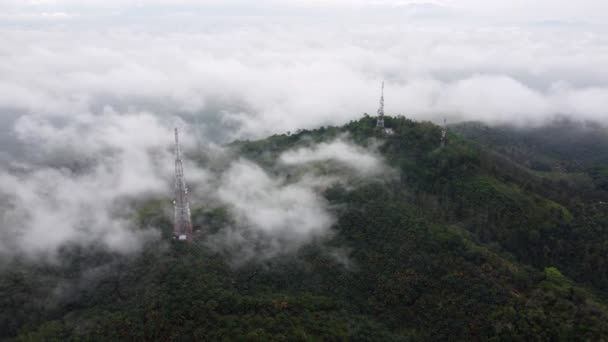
[
  {"x1": 376, "y1": 81, "x2": 385, "y2": 129},
  {"x1": 173, "y1": 128, "x2": 193, "y2": 241},
  {"x1": 441, "y1": 118, "x2": 448, "y2": 147}
]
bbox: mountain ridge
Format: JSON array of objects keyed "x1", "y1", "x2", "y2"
[{"x1": 2, "y1": 115, "x2": 608, "y2": 340}]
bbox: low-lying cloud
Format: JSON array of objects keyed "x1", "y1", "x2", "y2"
[
  {"x1": 0, "y1": 107, "x2": 390, "y2": 264},
  {"x1": 207, "y1": 137, "x2": 392, "y2": 264},
  {"x1": 279, "y1": 138, "x2": 387, "y2": 177},
  {"x1": 208, "y1": 159, "x2": 335, "y2": 263},
  {"x1": 0, "y1": 1, "x2": 606, "y2": 264},
  {"x1": 0, "y1": 112, "x2": 177, "y2": 261}
]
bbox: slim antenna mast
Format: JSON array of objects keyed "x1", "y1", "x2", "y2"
[{"x1": 175, "y1": 128, "x2": 181, "y2": 160}]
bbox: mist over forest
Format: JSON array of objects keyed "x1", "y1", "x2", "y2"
[{"x1": 1, "y1": 1, "x2": 608, "y2": 340}]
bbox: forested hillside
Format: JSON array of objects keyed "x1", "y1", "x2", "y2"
[
  {"x1": 452, "y1": 119, "x2": 608, "y2": 179},
  {"x1": 2, "y1": 115, "x2": 608, "y2": 341}
]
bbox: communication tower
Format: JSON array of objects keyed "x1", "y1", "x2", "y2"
[
  {"x1": 441, "y1": 118, "x2": 448, "y2": 147},
  {"x1": 173, "y1": 128, "x2": 193, "y2": 241},
  {"x1": 376, "y1": 81, "x2": 385, "y2": 129}
]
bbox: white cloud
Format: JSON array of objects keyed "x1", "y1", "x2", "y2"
[
  {"x1": 206, "y1": 137, "x2": 393, "y2": 263},
  {"x1": 209, "y1": 158, "x2": 335, "y2": 263},
  {"x1": 279, "y1": 138, "x2": 387, "y2": 177},
  {"x1": 0, "y1": 23, "x2": 606, "y2": 141},
  {"x1": 0, "y1": 112, "x2": 178, "y2": 261}
]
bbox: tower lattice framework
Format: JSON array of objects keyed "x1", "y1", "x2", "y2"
[
  {"x1": 173, "y1": 128, "x2": 193, "y2": 241},
  {"x1": 441, "y1": 118, "x2": 448, "y2": 147}
]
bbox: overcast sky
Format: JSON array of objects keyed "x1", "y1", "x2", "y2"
[{"x1": 1, "y1": 1, "x2": 607, "y2": 23}]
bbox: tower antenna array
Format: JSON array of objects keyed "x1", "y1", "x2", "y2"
[
  {"x1": 173, "y1": 128, "x2": 193, "y2": 241},
  {"x1": 376, "y1": 81, "x2": 385, "y2": 129}
]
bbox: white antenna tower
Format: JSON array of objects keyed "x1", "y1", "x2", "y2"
[{"x1": 376, "y1": 81, "x2": 385, "y2": 129}]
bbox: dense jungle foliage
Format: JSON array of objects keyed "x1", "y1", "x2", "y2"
[{"x1": 2, "y1": 115, "x2": 608, "y2": 341}]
